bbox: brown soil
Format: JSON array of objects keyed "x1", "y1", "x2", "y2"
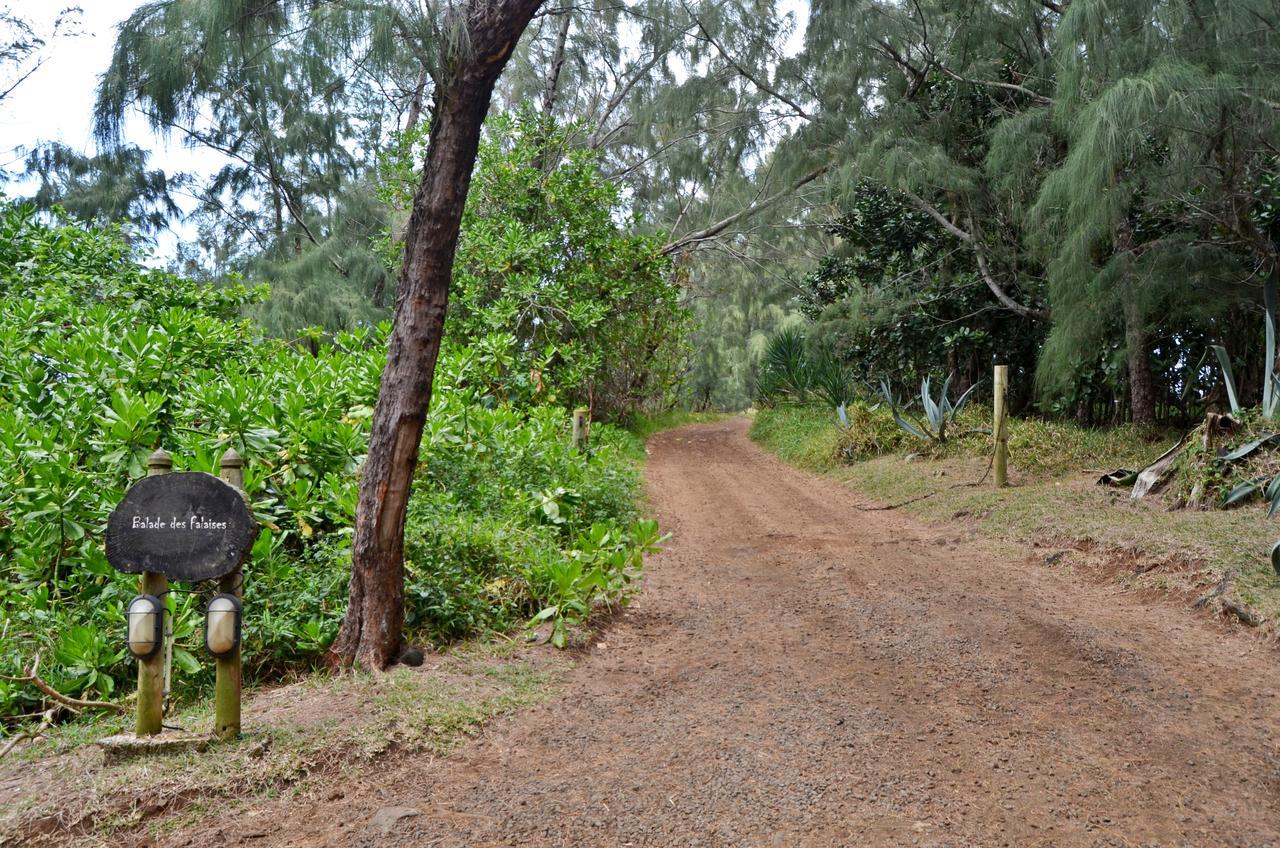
[{"x1": 126, "y1": 420, "x2": 1280, "y2": 845}]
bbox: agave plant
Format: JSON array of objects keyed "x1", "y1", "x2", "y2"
[
  {"x1": 1218, "y1": 432, "x2": 1280, "y2": 510},
  {"x1": 1212, "y1": 279, "x2": 1280, "y2": 419},
  {"x1": 879, "y1": 375, "x2": 979, "y2": 443}
]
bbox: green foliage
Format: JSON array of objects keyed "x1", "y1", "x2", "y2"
[
  {"x1": 754, "y1": 402, "x2": 1167, "y2": 477},
  {"x1": 832, "y1": 402, "x2": 910, "y2": 462},
  {"x1": 528, "y1": 519, "x2": 666, "y2": 648},
  {"x1": 756, "y1": 328, "x2": 810, "y2": 403},
  {"x1": 0, "y1": 205, "x2": 653, "y2": 721},
  {"x1": 1213, "y1": 279, "x2": 1280, "y2": 420},
  {"x1": 22, "y1": 143, "x2": 183, "y2": 238},
  {"x1": 795, "y1": 182, "x2": 1037, "y2": 403},
  {"x1": 755, "y1": 327, "x2": 859, "y2": 410},
  {"x1": 95, "y1": 0, "x2": 416, "y2": 264},
  {"x1": 381, "y1": 109, "x2": 692, "y2": 420}
]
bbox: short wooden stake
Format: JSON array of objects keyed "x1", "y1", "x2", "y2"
[
  {"x1": 215, "y1": 449, "x2": 245, "y2": 740},
  {"x1": 136, "y1": 449, "x2": 171, "y2": 737},
  {"x1": 993, "y1": 365, "x2": 1009, "y2": 488},
  {"x1": 572, "y1": 408, "x2": 589, "y2": 450}
]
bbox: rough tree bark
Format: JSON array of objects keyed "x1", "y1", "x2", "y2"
[
  {"x1": 1124, "y1": 297, "x2": 1156, "y2": 425},
  {"x1": 331, "y1": 0, "x2": 545, "y2": 671},
  {"x1": 1115, "y1": 218, "x2": 1156, "y2": 426}
]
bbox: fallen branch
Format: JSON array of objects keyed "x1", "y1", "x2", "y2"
[
  {"x1": 0, "y1": 732, "x2": 33, "y2": 760},
  {"x1": 1192, "y1": 574, "x2": 1263, "y2": 626},
  {"x1": 0, "y1": 709, "x2": 53, "y2": 761},
  {"x1": 0, "y1": 654, "x2": 127, "y2": 715},
  {"x1": 856, "y1": 449, "x2": 996, "y2": 511}
]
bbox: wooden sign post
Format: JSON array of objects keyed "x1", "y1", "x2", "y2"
[
  {"x1": 105, "y1": 449, "x2": 257, "y2": 740},
  {"x1": 993, "y1": 365, "x2": 1009, "y2": 488},
  {"x1": 215, "y1": 449, "x2": 245, "y2": 740},
  {"x1": 136, "y1": 449, "x2": 172, "y2": 736}
]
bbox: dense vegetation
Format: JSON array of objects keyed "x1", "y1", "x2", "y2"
[{"x1": 0, "y1": 204, "x2": 658, "y2": 719}]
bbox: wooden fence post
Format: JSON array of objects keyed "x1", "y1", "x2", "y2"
[
  {"x1": 215, "y1": 449, "x2": 245, "y2": 740},
  {"x1": 572, "y1": 408, "x2": 589, "y2": 451},
  {"x1": 136, "y1": 448, "x2": 171, "y2": 737},
  {"x1": 993, "y1": 365, "x2": 1009, "y2": 488}
]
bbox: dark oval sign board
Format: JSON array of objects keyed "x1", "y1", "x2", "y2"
[{"x1": 106, "y1": 472, "x2": 257, "y2": 582}]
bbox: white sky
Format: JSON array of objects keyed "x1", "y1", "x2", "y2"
[{"x1": 0, "y1": 1, "x2": 207, "y2": 258}]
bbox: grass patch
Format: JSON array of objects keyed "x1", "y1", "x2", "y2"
[
  {"x1": 0, "y1": 641, "x2": 568, "y2": 846},
  {"x1": 751, "y1": 404, "x2": 1280, "y2": 622},
  {"x1": 749, "y1": 404, "x2": 843, "y2": 470}
]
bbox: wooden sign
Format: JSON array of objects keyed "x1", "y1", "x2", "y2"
[{"x1": 106, "y1": 472, "x2": 257, "y2": 582}]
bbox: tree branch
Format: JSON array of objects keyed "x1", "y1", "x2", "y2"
[
  {"x1": 0, "y1": 654, "x2": 127, "y2": 715},
  {"x1": 935, "y1": 65, "x2": 1053, "y2": 105},
  {"x1": 689, "y1": 10, "x2": 813, "y2": 121},
  {"x1": 660, "y1": 165, "x2": 829, "y2": 256},
  {"x1": 968, "y1": 213, "x2": 1050, "y2": 319},
  {"x1": 901, "y1": 188, "x2": 974, "y2": 242},
  {"x1": 541, "y1": 9, "x2": 572, "y2": 114}
]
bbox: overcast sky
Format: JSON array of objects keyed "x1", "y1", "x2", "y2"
[{"x1": 0, "y1": 2, "x2": 208, "y2": 187}]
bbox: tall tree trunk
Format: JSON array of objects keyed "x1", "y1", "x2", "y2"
[
  {"x1": 1124, "y1": 297, "x2": 1156, "y2": 425},
  {"x1": 1114, "y1": 218, "x2": 1155, "y2": 426},
  {"x1": 331, "y1": 0, "x2": 545, "y2": 671},
  {"x1": 404, "y1": 65, "x2": 428, "y2": 136}
]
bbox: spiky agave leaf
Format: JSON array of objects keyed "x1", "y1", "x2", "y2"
[
  {"x1": 891, "y1": 407, "x2": 929, "y2": 440},
  {"x1": 1266, "y1": 475, "x2": 1280, "y2": 517},
  {"x1": 1211, "y1": 345, "x2": 1242, "y2": 416},
  {"x1": 952, "y1": 381, "x2": 980, "y2": 417},
  {"x1": 1218, "y1": 433, "x2": 1280, "y2": 463},
  {"x1": 1222, "y1": 477, "x2": 1265, "y2": 507},
  {"x1": 921, "y1": 376, "x2": 943, "y2": 433}
]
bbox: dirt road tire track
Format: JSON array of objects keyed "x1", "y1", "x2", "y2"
[{"x1": 169, "y1": 418, "x2": 1280, "y2": 847}]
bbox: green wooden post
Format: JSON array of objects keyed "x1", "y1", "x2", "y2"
[
  {"x1": 215, "y1": 449, "x2": 245, "y2": 740},
  {"x1": 136, "y1": 448, "x2": 170, "y2": 737},
  {"x1": 993, "y1": 365, "x2": 1009, "y2": 488}
]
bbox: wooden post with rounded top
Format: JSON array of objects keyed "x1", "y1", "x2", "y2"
[
  {"x1": 215, "y1": 449, "x2": 245, "y2": 740},
  {"x1": 136, "y1": 448, "x2": 170, "y2": 736},
  {"x1": 993, "y1": 365, "x2": 1009, "y2": 488},
  {"x1": 572, "y1": 408, "x2": 589, "y2": 451}
]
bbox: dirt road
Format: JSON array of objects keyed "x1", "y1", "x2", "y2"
[{"x1": 189, "y1": 418, "x2": 1280, "y2": 847}]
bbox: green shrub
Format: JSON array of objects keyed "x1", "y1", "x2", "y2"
[
  {"x1": 0, "y1": 205, "x2": 653, "y2": 721},
  {"x1": 834, "y1": 402, "x2": 910, "y2": 461}
]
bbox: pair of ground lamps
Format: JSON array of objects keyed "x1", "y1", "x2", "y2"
[{"x1": 126, "y1": 593, "x2": 242, "y2": 662}]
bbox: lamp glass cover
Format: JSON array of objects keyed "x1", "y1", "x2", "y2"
[
  {"x1": 206, "y1": 596, "x2": 239, "y2": 656},
  {"x1": 127, "y1": 596, "x2": 160, "y2": 657}
]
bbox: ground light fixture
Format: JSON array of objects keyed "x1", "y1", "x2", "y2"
[
  {"x1": 126, "y1": 594, "x2": 165, "y2": 660},
  {"x1": 205, "y1": 594, "x2": 242, "y2": 658}
]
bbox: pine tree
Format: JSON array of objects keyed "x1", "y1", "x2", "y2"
[{"x1": 23, "y1": 143, "x2": 183, "y2": 238}]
